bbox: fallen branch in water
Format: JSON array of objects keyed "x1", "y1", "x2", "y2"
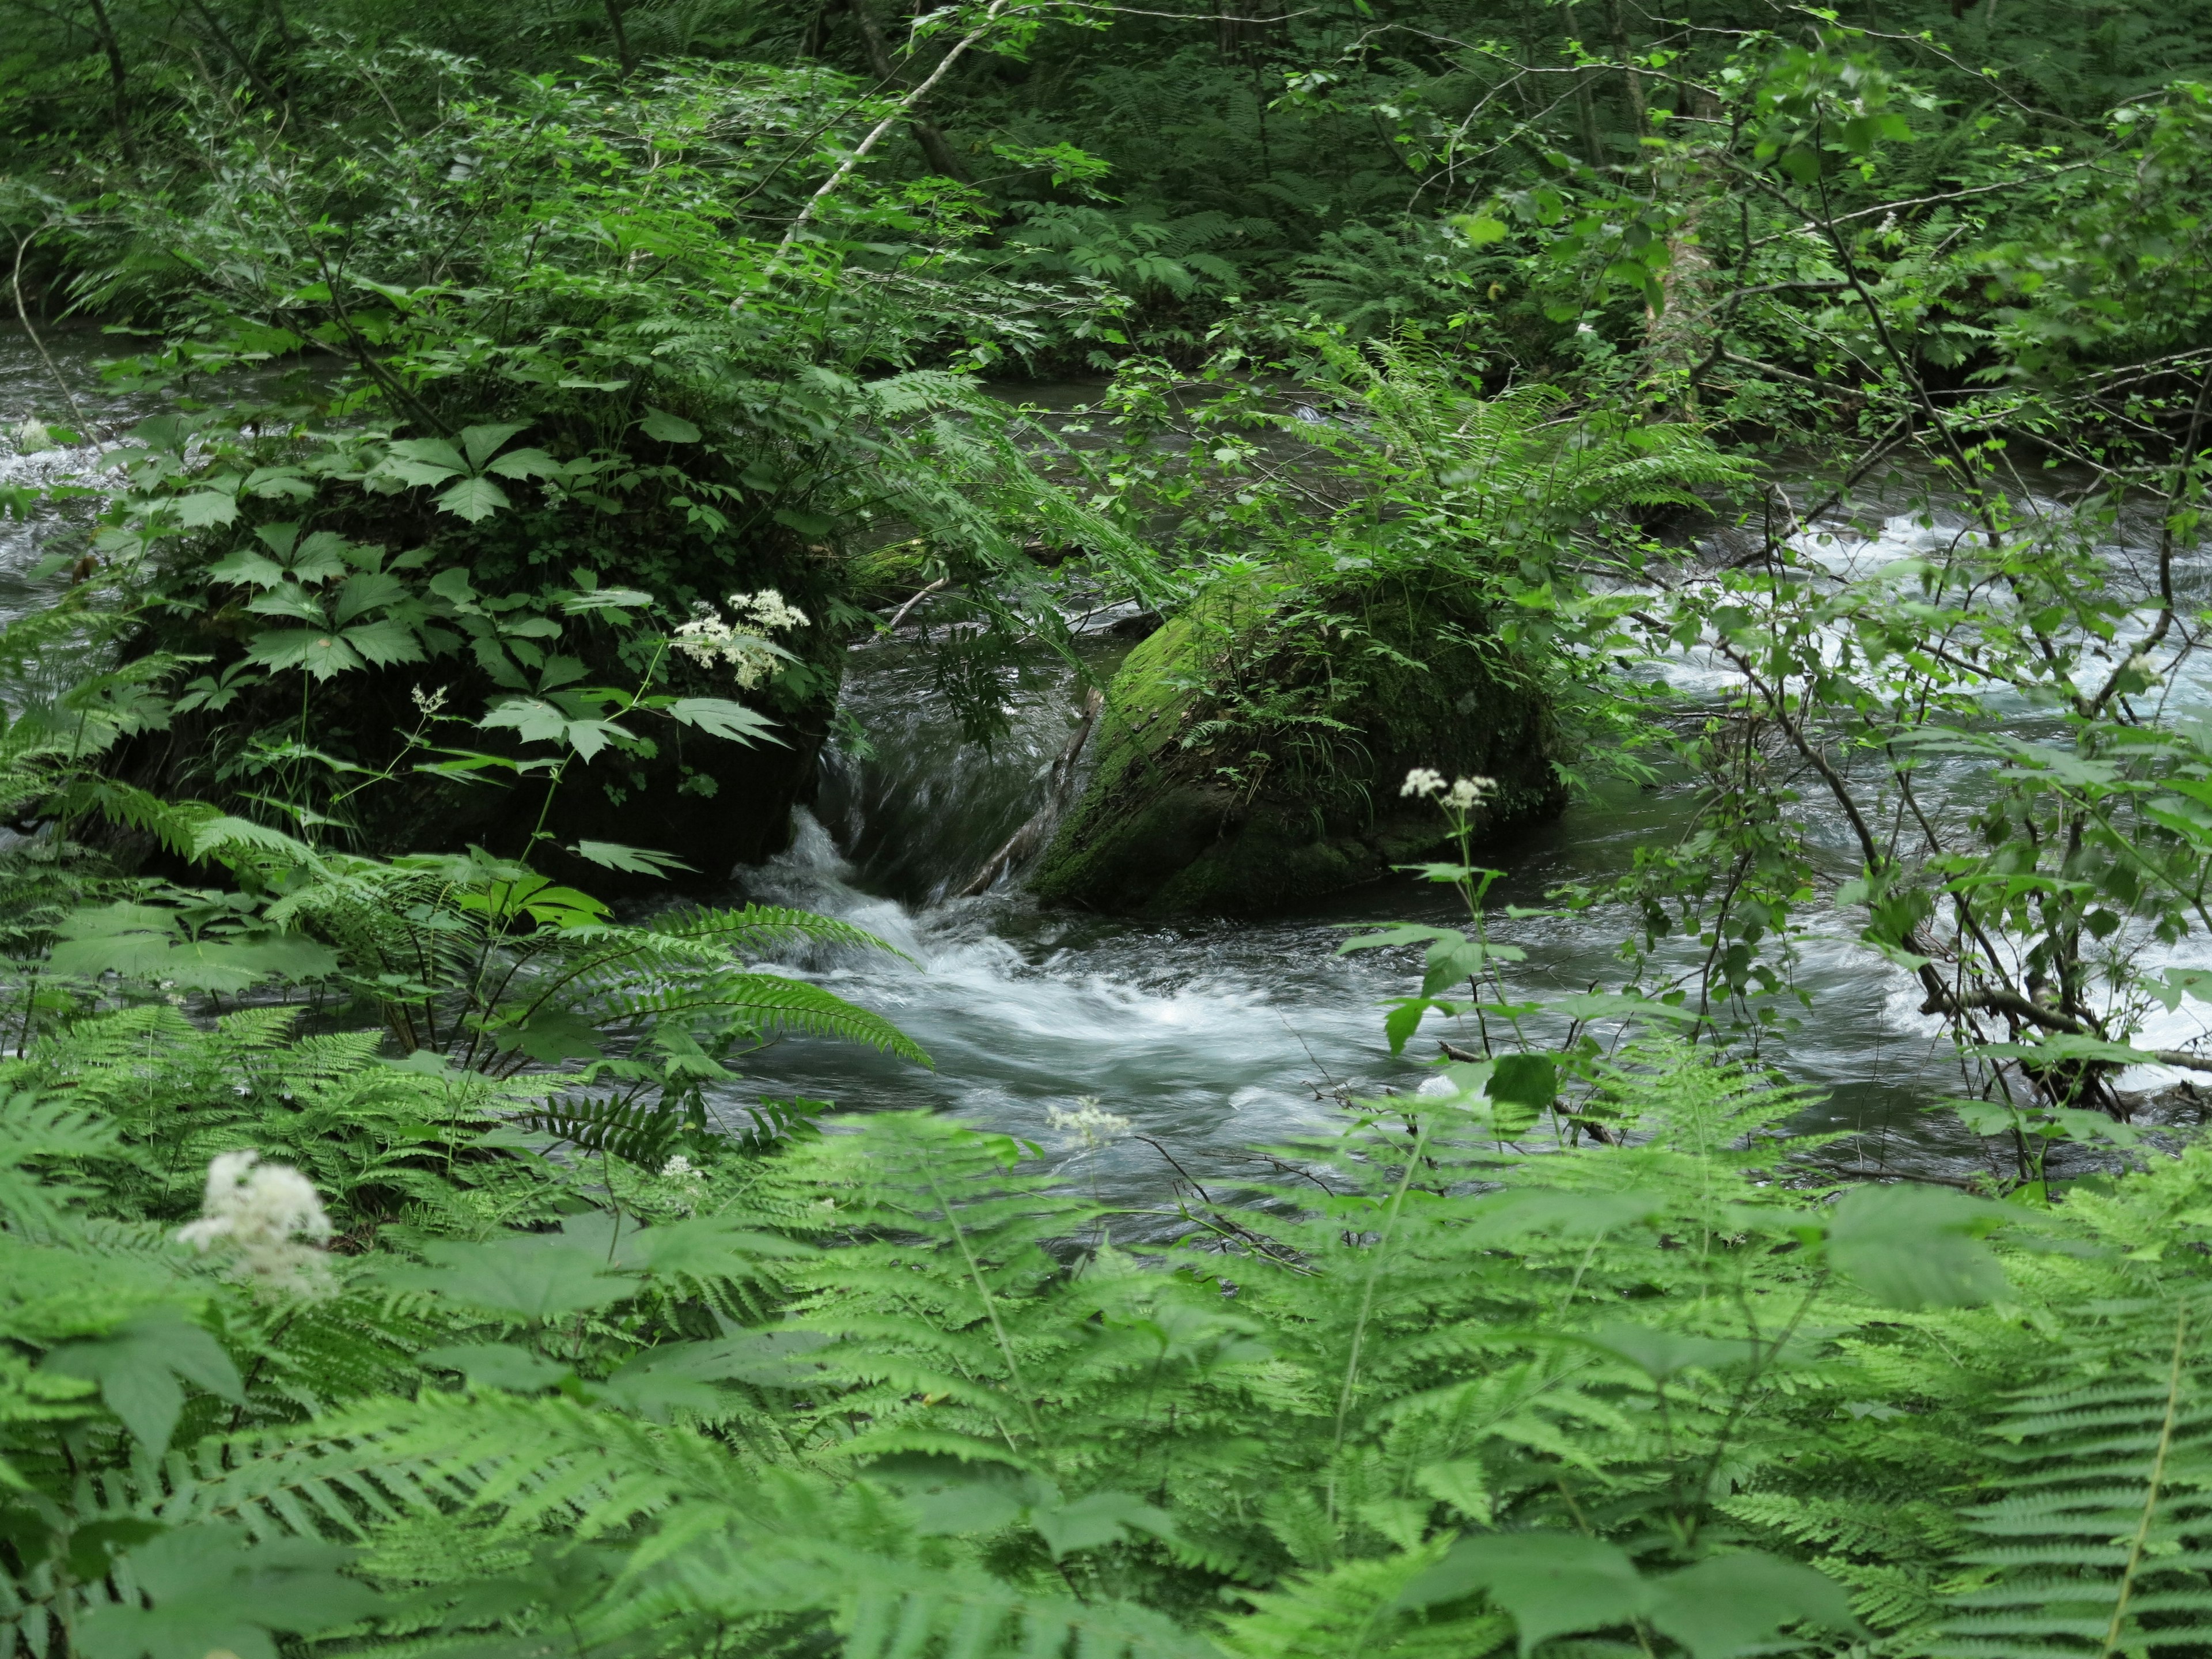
[{"x1": 958, "y1": 685, "x2": 1104, "y2": 897}]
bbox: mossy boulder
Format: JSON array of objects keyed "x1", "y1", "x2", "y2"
[{"x1": 1031, "y1": 582, "x2": 1562, "y2": 915}]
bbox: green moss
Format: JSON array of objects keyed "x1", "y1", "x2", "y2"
[{"x1": 1031, "y1": 581, "x2": 1562, "y2": 915}]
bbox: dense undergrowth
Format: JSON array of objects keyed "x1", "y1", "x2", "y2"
[
  {"x1": 6, "y1": 0, "x2": 2212, "y2": 1654},
  {"x1": 12, "y1": 972, "x2": 2212, "y2": 1659}
]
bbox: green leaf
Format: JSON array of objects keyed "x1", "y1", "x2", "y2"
[
  {"x1": 435, "y1": 475, "x2": 513, "y2": 523},
  {"x1": 1399, "y1": 1532, "x2": 1645, "y2": 1652},
  {"x1": 480, "y1": 698, "x2": 632, "y2": 759},
  {"x1": 604, "y1": 1330, "x2": 831, "y2": 1391},
  {"x1": 288, "y1": 530, "x2": 354, "y2": 581},
  {"x1": 340, "y1": 618, "x2": 425, "y2": 667},
  {"x1": 459, "y1": 422, "x2": 531, "y2": 470},
  {"x1": 206, "y1": 548, "x2": 290, "y2": 589},
  {"x1": 1338, "y1": 923, "x2": 1466, "y2": 955},
  {"x1": 1460, "y1": 1188, "x2": 1668, "y2": 1243},
  {"x1": 482, "y1": 445, "x2": 562, "y2": 481},
  {"x1": 244, "y1": 584, "x2": 331, "y2": 625},
  {"x1": 1487, "y1": 1052, "x2": 1555, "y2": 1110},
  {"x1": 332, "y1": 571, "x2": 409, "y2": 624},
  {"x1": 1646, "y1": 1554, "x2": 1858, "y2": 1659},
  {"x1": 384, "y1": 436, "x2": 465, "y2": 481},
  {"x1": 487, "y1": 1006, "x2": 604, "y2": 1063},
  {"x1": 1578, "y1": 1321, "x2": 1758, "y2": 1380},
  {"x1": 41, "y1": 1310, "x2": 243, "y2": 1455},
  {"x1": 171, "y1": 491, "x2": 238, "y2": 529},
  {"x1": 1383, "y1": 997, "x2": 1437, "y2": 1055},
  {"x1": 1031, "y1": 1490, "x2": 1177, "y2": 1559},
  {"x1": 417, "y1": 1343, "x2": 569, "y2": 1392},
  {"x1": 76, "y1": 1524, "x2": 379, "y2": 1659},
  {"x1": 379, "y1": 1236, "x2": 636, "y2": 1322},
  {"x1": 570, "y1": 839, "x2": 697, "y2": 876},
  {"x1": 639, "y1": 407, "x2": 702, "y2": 443},
  {"x1": 246, "y1": 628, "x2": 366, "y2": 681},
  {"x1": 662, "y1": 696, "x2": 781, "y2": 745},
  {"x1": 1826, "y1": 1183, "x2": 2011, "y2": 1310}
]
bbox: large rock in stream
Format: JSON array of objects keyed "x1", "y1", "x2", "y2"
[{"x1": 1031, "y1": 583, "x2": 1563, "y2": 915}]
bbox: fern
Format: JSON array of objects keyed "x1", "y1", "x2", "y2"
[{"x1": 1936, "y1": 1293, "x2": 2212, "y2": 1659}]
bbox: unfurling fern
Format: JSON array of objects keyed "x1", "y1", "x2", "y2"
[{"x1": 1937, "y1": 1293, "x2": 2212, "y2": 1659}]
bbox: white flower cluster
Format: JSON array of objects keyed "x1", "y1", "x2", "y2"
[
  {"x1": 673, "y1": 589, "x2": 809, "y2": 690},
  {"x1": 1047, "y1": 1097, "x2": 1133, "y2": 1150},
  {"x1": 659, "y1": 1153, "x2": 707, "y2": 1214},
  {"x1": 1401, "y1": 768, "x2": 1498, "y2": 812},
  {"x1": 176, "y1": 1149, "x2": 333, "y2": 1296}
]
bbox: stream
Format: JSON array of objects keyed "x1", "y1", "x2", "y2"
[{"x1": 7, "y1": 332, "x2": 2210, "y2": 1211}]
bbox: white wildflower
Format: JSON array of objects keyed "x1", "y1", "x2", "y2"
[
  {"x1": 1400, "y1": 767, "x2": 1447, "y2": 800},
  {"x1": 176, "y1": 1149, "x2": 333, "y2": 1296},
  {"x1": 658, "y1": 1152, "x2": 706, "y2": 1214},
  {"x1": 1444, "y1": 775, "x2": 1497, "y2": 812},
  {"x1": 2124, "y1": 652, "x2": 2162, "y2": 688},
  {"x1": 11, "y1": 418, "x2": 52, "y2": 454},
  {"x1": 1047, "y1": 1096, "x2": 1133, "y2": 1150},
  {"x1": 729, "y1": 588, "x2": 809, "y2": 633},
  {"x1": 672, "y1": 588, "x2": 806, "y2": 690},
  {"x1": 410, "y1": 683, "x2": 449, "y2": 716}
]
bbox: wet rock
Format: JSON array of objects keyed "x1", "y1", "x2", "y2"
[{"x1": 1030, "y1": 580, "x2": 1562, "y2": 915}]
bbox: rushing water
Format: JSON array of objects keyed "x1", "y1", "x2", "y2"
[
  {"x1": 6, "y1": 329, "x2": 2208, "y2": 1206},
  {"x1": 718, "y1": 475, "x2": 2212, "y2": 1204}
]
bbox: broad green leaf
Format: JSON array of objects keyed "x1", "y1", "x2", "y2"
[
  {"x1": 1578, "y1": 1321, "x2": 1758, "y2": 1380},
  {"x1": 1826, "y1": 1183, "x2": 2011, "y2": 1310},
  {"x1": 639, "y1": 407, "x2": 702, "y2": 443},
  {"x1": 1645, "y1": 1553, "x2": 1858, "y2": 1659},
  {"x1": 1399, "y1": 1532, "x2": 1645, "y2": 1652},
  {"x1": 381, "y1": 1236, "x2": 635, "y2": 1321},
  {"x1": 1460, "y1": 1188, "x2": 1668, "y2": 1243},
  {"x1": 332, "y1": 571, "x2": 409, "y2": 623},
  {"x1": 77, "y1": 1524, "x2": 378, "y2": 1659},
  {"x1": 483, "y1": 445, "x2": 563, "y2": 480},
  {"x1": 435, "y1": 474, "x2": 513, "y2": 523},
  {"x1": 481, "y1": 698, "x2": 632, "y2": 759},
  {"x1": 1338, "y1": 922, "x2": 1467, "y2": 956},
  {"x1": 417, "y1": 1343, "x2": 569, "y2": 1392},
  {"x1": 340, "y1": 618, "x2": 425, "y2": 667},
  {"x1": 612, "y1": 1215, "x2": 814, "y2": 1278},
  {"x1": 458, "y1": 421, "x2": 531, "y2": 470},
  {"x1": 1487, "y1": 1052, "x2": 1555, "y2": 1110},
  {"x1": 662, "y1": 696, "x2": 781, "y2": 745},
  {"x1": 206, "y1": 547, "x2": 289, "y2": 589},
  {"x1": 41, "y1": 1310, "x2": 243, "y2": 1455},
  {"x1": 1031, "y1": 1490, "x2": 1177, "y2": 1559},
  {"x1": 387, "y1": 435, "x2": 465, "y2": 475},
  {"x1": 247, "y1": 628, "x2": 366, "y2": 681},
  {"x1": 380, "y1": 457, "x2": 463, "y2": 487},
  {"x1": 289, "y1": 531, "x2": 353, "y2": 582},
  {"x1": 170, "y1": 491, "x2": 238, "y2": 529},
  {"x1": 487, "y1": 1007, "x2": 604, "y2": 1063},
  {"x1": 570, "y1": 839, "x2": 697, "y2": 876},
  {"x1": 244, "y1": 584, "x2": 330, "y2": 625},
  {"x1": 601, "y1": 1330, "x2": 830, "y2": 1391}
]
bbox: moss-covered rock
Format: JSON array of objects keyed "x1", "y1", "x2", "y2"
[{"x1": 1031, "y1": 581, "x2": 1562, "y2": 915}]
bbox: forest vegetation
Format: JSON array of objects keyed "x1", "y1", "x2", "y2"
[{"x1": 2, "y1": 0, "x2": 2212, "y2": 1654}]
